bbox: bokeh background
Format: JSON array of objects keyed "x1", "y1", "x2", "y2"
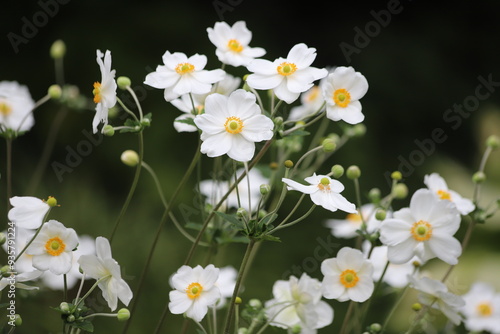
[{"x1": 1, "y1": 0, "x2": 500, "y2": 333}]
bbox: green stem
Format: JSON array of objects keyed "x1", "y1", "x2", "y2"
[
  {"x1": 14, "y1": 208, "x2": 52, "y2": 262},
  {"x1": 5, "y1": 137, "x2": 12, "y2": 213},
  {"x1": 339, "y1": 300, "x2": 356, "y2": 334},
  {"x1": 271, "y1": 203, "x2": 316, "y2": 234},
  {"x1": 380, "y1": 285, "x2": 409, "y2": 333},
  {"x1": 74, "y1": 275, "x2": 111, "y2": 309}
]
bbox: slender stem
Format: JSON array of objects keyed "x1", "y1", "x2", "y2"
[
  {"x1": 74, "y1": 273, "x2": 86, "y2": 303},
  {"x1": 125, "y1": 86, "x2": 144, "y2": 121},
  {"x1": 222, "y1": 239, "x2": 257, "y2": 334},
  {"x1": 380, "y1": 285, "x2": 409, "y2": 334},
  {"x1": 271, "y1": 203, "x2": 316, "y2": 233},
  {"x1": 15, "y1": 208, "x2": 52, "y2": 262},
  {"x1": 473, "y1": 145, "x2": 493, "y2": 203},
  {"x1": 63, "y1": 274, "x2": 68, "y2": 301},
  {"x1": 360, "y1": 260, "x2": 390, "y2": 327},
  {"x1": 109, "y1": 131, "x2": 144, "y2": 243},
  {"x1": 116, "y1": 97, "x2": 140, "y2": 122},
  {"x1": 5, "y1": 137, "x2": 12, "y2": 212},
  {"x1": 339, "y1": 300, "x2": 356, "y2": 334},
  {"x1": 290, "y1": 146, "x2": 323, "y2": 178},
  {"x1": 74, "y1": 275, "x2": 111, "y2": 309}
]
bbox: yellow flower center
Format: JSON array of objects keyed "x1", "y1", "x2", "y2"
[
  {"x1": 175, "y1": 62, "x2": 195, "y2": 75},
  {"x1": 477, "y1": 302, "x2": 493, "y2": 317},
  {"x1": 186, "y1": 282, "x2": 203, "y2": 299},
  {"x1": 437, "y1": 190, "x2": 451, "y2": 200},
  {"x1": 227, "y1": 39, "x2": 244, "y2": 53},
  {"x1": 306, "y1": 86, "x2": 320, "y2": 102},
  {"x1": 317, "y1": 177, "x2": 331, "y2": 192},
  {"x1": 0, "y1": 101, "x2": 12, "y2": 116},
  {"x1": 340, "y1": 269, "x2": 359, "y2": 288},
  {"x1": 333, "y1": 88, "x2": 351, "y2": 108},
  {"x1": 411, "y1": 220, "x2": 433, "y2": 241},
  {"x1": 93, "y1": 82, "x2": 102, "y2": 103},
  {"x1": 224, "y1": 116, "x2": 244, "y2": 134},
  {"x1": 277, "y1": 62, "x2": 297, "y2": 76},
  {"x1": 45, "y1": 237, "x2": 66, "y2": 256},
  {"x1": 346, "y1": 213, "x2": 362, "y2": 224}
]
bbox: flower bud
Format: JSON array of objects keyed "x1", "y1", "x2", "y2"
[
  {"x1": 346, "y1": 165, "x2": 361, "y2": 180},
  {"x1": 291, "y1": 325, "x2": 302, "y2": 334},
  {"x1": 50, "y1": 40, "x2": 66, "y2": 59},
  {"x1": 103, "y1": 125, "x2": 115, "y2": 137},
  {"x1": 121, "y1": 150, "x2": 139, "y2": 167},
  {"x1": 472, "y1": 171, "x2": 486, "y2": 184},
  {"x1": 117, "y1": 76, "x2": 131, "y2": 90},
  {"x1": 48, "y1": 84, "x2": 62, "y2": 100},
  {"x1": 331, "y1": 164, "x2": 344, "y2": 179},
  {"x1": 269, "y1": 162, "x2": 278, "y2": 170},
  {"x1": 236, "y1": 208, "x2": 247, "y2": 218},
  {"x1": 260, "y1": 184, "x2": 271, "y2": 196},
  {"x1": 249, "y1": 299, "x2": 262, "y2": 309},
  {"x1": 46, "y1": 196, "x2": 58, "y2": 207},
  {"x1": 284, "y1": 160, "x2": 294, "y2": 168},
  {"x1": 60, "y1": 302, "x2": 71, "y2": 314},
  {"x1": 486, "y1": 135, "x2": 500, "y2": 149},
  {"x1": 392, "y1": 183, "x2": 408, "y2": 199},
  {"x1": 412, "y1": 303, "x2": 422, "y2": 311},
  {"x1": 235, "y1": 297, "x2": 242, "y2": 304},
  {"x1": 238, "y1": 328, "x2": 249, "y2": 334},
  {"x1": 391, "y1": 171, "x2": 402, "y2": 181},
  {"x1": 322, "y1": 138, "x2": 336, "y2": 152},
  {"x1": 353, "y1": 123, "x2": 366, "y2": 137},
  {"x1": 368, "y1": 188, "x2": 381, "y2": 203},
  {"x1": 274, "y1": 116, "x2": 283, "y2": 127},
  {"x1": 67, "y1": 314, "x2": 75, "y2": 323},
  {"x1": 375, "y1": 209, "x2": 386, "y2": 221},
  {"x1": 370, "y1": 323, "x2": 382, "y2": 332},
  {"x1": 117, "y1": 308, "x2": 130, "y2": 321},
  {"x1": 13, "y1": 314, "x2": 22, "y2": 326}
]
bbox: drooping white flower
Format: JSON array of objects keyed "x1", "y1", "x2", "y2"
[
  {"x1": 423, "y1": 173, "x2": 475, "y2": 215},
  {"x1": 78, "y1": 236, "x2": 133, "y2": 311},
  {"x1": 144, "y1": 51, "x2": 225, "y2": 102},
  {"x1": 0, "y1": 270, "x2": 43, "y2": 291},
  {"x1": 0, "y1": 80, "x2": 35, "y2": 134},
  {"x1": 324, "y1": 203, "x2": 383, "y2": 239},
  {"x1": 379, "y1": 189, "x2": 462, "y2": 265},
  {"x1": 246, "y1": 43, "x2": 328, "y2": 104},
  {"x1": 409, "y1": 275, "x2": 465, "y2": 325},
  {"x1": 207, "y1": 21, "x2": 266, "y2": 67},
  {"x1": 461, "y1": 282, "x2": 500, "y2": 333},
  {"x1": 265, "y1": 273, "x2": 334, "y2": 333},
  {"x1": 41, "y1": 234, "x2": 95, "y2": 290},
  {"x1": 322, "y1": 66, "x2": 368, "y2": 124},
  {"x1": 194, "y1": 89, "x2": 274, "y2": 162},
  {"x1": 92, "y1": 49, "x2": 117, "y2": 134},
  {"x1": 321, "y1": 247, "x2": 374, "y2": 302},
  {"x1": 8, "y1": 196, "x2": 53, "y2": 229},
  {"x1": 26, "y1": 220, "x2": 79, "y2": 275},
  {"x1": 169, "y1": 264, "x2": 221, "y2": 322},
  {"x1": 282, "y1": 174, "x2": 356, "y2": 213}
]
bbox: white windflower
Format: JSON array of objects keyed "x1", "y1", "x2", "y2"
[
  {"x1": 322, "y1": 66, "x2": 368, "y2": 124},
  {"x1": 26, "y1": 220, "x2": 79, "y2": 275},
  {"x1": 8, "y1": 196, "x2": 52, "y2": 229},
  {"x1": 0, "y1": 81, "x2": 35, "y2": 134},
  {"x1": 461, "y1": 282, "x2": 500, "y2": 333},
  {"x1": 169, "y1": 264, "x2": 221, "y2": 322},
  {"x1": 379, "y1": 189, "x2": 462, "y2": 265},
  {"x1": 409, "y1": 275, "x2": 465, "y2": 325},
  {"x1": 424, "y1": 173, "x2": 475, "y2": 215},
  {"x1": 246, "y1": 43, "x2": 328, "y2": 104},
  {"x1": 207, "y1": 21, "x2": 266, "y2": 67},
  {"x1": 78, "y1": 236, "x2": 133, "y2": 311},
  {"x1": 144, "y1": 51, "x2": 225, "y2": 102},
  {"x1": 321, "y1": 247, "x2": 374, "y2": 302},
  {"x1": 92, "y1": 49, "x2": 117, "y2": 134},
  {"x1": 265, "y1": 273, "x2": 334, "y2": 332},
  {"x1": 194, "y1": 89, "x2": 274, "y2": 162},
  {"x1": 288, "y1": 85, "x2": 325, "y2": 122},
  {"x1": 324, "y1": 203, "x2": 383, "y2": 239},
  {"x1": 0, "y1": 270, "x2": 43, "y2": 291},
  {"x1": 41, "y1": 234, "x2": 95, "y2": 290},
  {"x1": 282, "y1": 174, "x2": 356, "y2": 213}
]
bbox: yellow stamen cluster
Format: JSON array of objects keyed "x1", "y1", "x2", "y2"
[
  {"x1": 93, "y1": 82, "x2": 102, "y2": 103},
  {"x1": 333, "y1": 88, "x2": 351, "y2": 108},
  {"x1": 45, "y1": 237, "x2": 66, "y2": 256},
  {"x1": 477, "y1": 302, "x2": 493, "y2": 317},
  {"x1": 0, "y1": 101, "x2": 12, "y2": 116},
  {"x1": 346, "y1": 213, "x2": 362, "y2": 224},
  {"x1": 175, "y1": 62, "x2": 195, "y2": 75},
  {"x1": 277, "y1": 62, "x2": 297, "y2": 76},
  {"x1": 227, "y1": 39, "x2": 244, "y2": 53},
  {"x1": 340, "y1": 269, "x2": 359, "y2": 288},
  {"x1": 411, "y1": 220, "x2": 433, "y2": 241},
  {"x1": 437, "y1": 190, "x2": 451, "y2": 200},
  {"x1": 317, "y1": 177, "x2": 331, "y2": 192},
  {"x1": 306, "y1": 86, "x2": 320, "y2": 102},
  {"x1": 186, "y1": 282, "x2": 203, "y2": 299},
  {"x1": 224, "y1": 116, "x2": 244, "y2": 134}
]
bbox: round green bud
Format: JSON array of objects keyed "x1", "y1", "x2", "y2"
[
  {"x1": 120, "y1": 150, "x2": 139, "y2": 167},
  {"x1": 46, "y1": 196, "x2": 58, "y2": 207},
  {"x1": 1, "y1": 265, "x2": 10, "y2": 276},
  {"x1": 392, "y1": 183, "x2": 408, "y2": 199},
  {"x1": 291, "y1": 325, "x2": 302, "y2": 334},
  {"x1": 472, "y1": 171, "x2": 486, "y2": 184},
  {"x1": 368, "y1": 188, "x2": 381, "y2": 203},
  {"x1": 141, "y1": 118, "x2": 151, "y2": 127},
  {"x1": 331, "y1": 164, "x2": 344, "y2": 179},
  {"x1": 117, "y1": 76, "x2": 131, "y2": 90},
  {"x1": 486, "y1": 135, "x2": 500, "y2": 149},
  {"x1": 322, "y1": 138, "x2": 337, "y2": 152},
  {"x1": 370, "y1": 323, "x2": 382, "y2": 332},
  {"x1": 346, "y1": 165, "x2": 361, "y2": 180},
  {"x1": 102, "y1": 125, "x2": 115, "y2": 137},
  {"x1": 235, "y1": 297, "x2": 242, "y2": 304},
  {"x1": 0, "y1": 233, "x2": 6, "y2": 246},
  {"x1": 260, "y1": 184, "x2": 271, "y2": 196},
  {"x1": 50, "y1": 39, "x2": 66, "y2": 59},
  {"x1": 14, "y1": 314, "x2": 22, "y2": 326},
  {"x1": 391, "y1": 171, "x2": 403, "y2": 181},
  {"x1": 284, "y1": 160, "x2": 294, "y2": 168},
  {"x1": 352, "y1": 123, "x2": 367, "y2": 137},
  {"x1": 258, "y1": 209, "x2": 267, "y2": 219},
  {"x1": 67, "y1": 314, "x2": 75, "y2": 323},
  {"x1": 60, "y1": 302, "x2": 71, "y2": 314},
  {"x1": 274, "y1": 116, "x2": 283, "y2": 127},
  {"x1": 412, "y1": 303, "x2": 422, "y2": 311},
  {"x1": 237, "y1": 328, "x2": 249, "y2": 334},
  {"x1": 236, "y1": 208, "x2": 247, "y2": 218},
  {"x1": 249, "y1": 299, "x2": 262, "y2": 309},
  {"x1": 117, "y1": 308, "x2": 130, "y2": 321},
  {"x1": 375, "y1": 209, "x2": 386, "y2": 221},
  {"x1": 269, "y1": 162, "x2": 279, "y2": 170},
  {"x1": 48, "y1": 84, "x2": 62, "y2": 100}
]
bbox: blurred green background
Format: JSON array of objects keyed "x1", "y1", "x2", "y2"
[{"x1": 1, "y1": 0, "x2": 500, "y2": 333}]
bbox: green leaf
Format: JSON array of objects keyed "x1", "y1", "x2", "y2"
[
  {"x1": 260, "y1": 234, "x2": 281, "y2": 242},
  {"x1": 214, "y1": 211, "x2": 245, "y2": 230},
  {"x1": 71, "y1": 320, "x2": 94, "y2": 332}
]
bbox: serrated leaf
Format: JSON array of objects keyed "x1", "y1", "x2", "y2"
[
  {"x1": 71, "y1": 320, "x2": 94, "y2": 332},
  {"x1": 214, "y1": 211, "x2": 245, "y2": 230}
]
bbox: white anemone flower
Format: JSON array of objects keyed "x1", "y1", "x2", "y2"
[
  {"x1": 78, "y1": 236, "x2": 133, "y2": 311},
  {"x1": 409, "y1": 275, "x2": 465, "y2": 326},
  {"x1": 246, "y1": 43, "x2": 328, "y2": 104},
  {"x1": 194, "y1": 89, "x2": 274, "y2": 162},
  {"x1": 92, "y1": 49, "x2": 117, "y2": 134},
  {"x1": 0, "y1": 80, "x2": 35, "y2": 134},
  {"x1": 207, "y1": 21, "x2": 266, "y2": 67},
  {"x1": 324, "y1": 203, "x2": 383, "y2": 239},
  {"x1": 379, "y1": 189, "x2": 462, "y2": 265},
  {"x1": 282, "y1": 174, "x2": 356, "y2": 213},
  {"x1": 322, "y1": 66, "x2": 368, "y2": 124},
  {"x1": 461, "y1": 282, "x2": 500, "y2": 333},
  {"x1": 288, "y1": 84, "x2": 325, "y2": 122},
  {"x1": 26, "y1": 220, "x2": 78, "y2": 275},
  {"x1": 8, "y1": 196, "x2": 52, "y2": 229},
  {"x1": 144, "y1": 51, "x2": 225, "y2": 102},
  {"x1": 265, "y1": 273, "x2": 334, "y2": 333},
  {"x1": 424, "y1": 173, "x2": 475, "y2": 215},
  {"x1": 321, "y1": 247, "x2": 374, "y2": 302},
  {"x1": 169, "y1": 264, "x2": 220, "y2": 322}
]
